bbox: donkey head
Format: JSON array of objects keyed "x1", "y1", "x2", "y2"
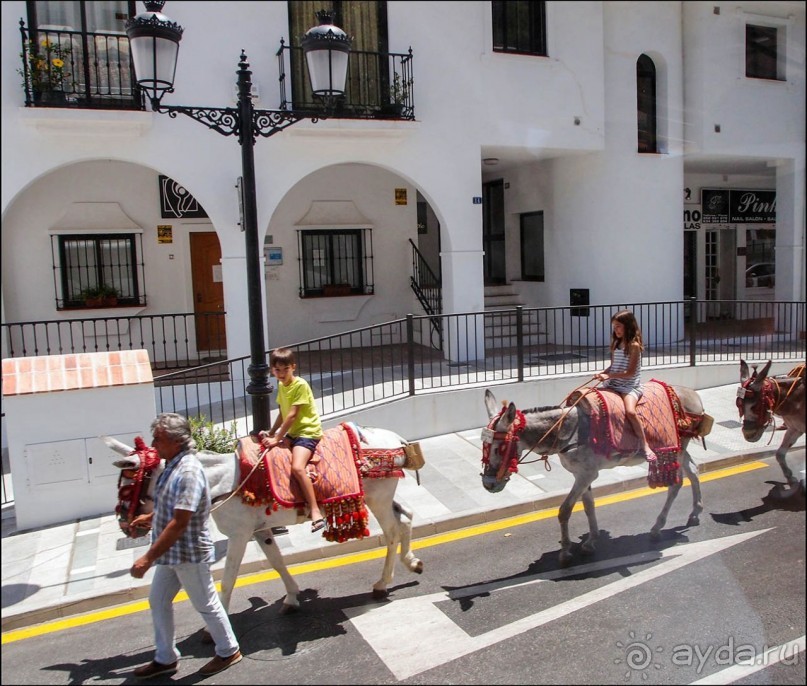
[{"x1": 737, "y1": 359, "x2": 773, "y2": 442}]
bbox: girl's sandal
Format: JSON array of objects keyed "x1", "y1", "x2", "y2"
[{"x1": 311, "y1": 518, "x2": 326, "y2": 533}]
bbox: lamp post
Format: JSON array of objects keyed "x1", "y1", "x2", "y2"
[{"x1": 126, "y1": 1, "x2": 350, "y2": 432}]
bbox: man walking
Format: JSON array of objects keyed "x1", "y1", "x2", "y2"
[{"x1": 130, "y1": 412, "x2": 242, "y2": 678}]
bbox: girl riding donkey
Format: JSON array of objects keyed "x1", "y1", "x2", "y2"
[{"x1": 594, "y1": 309, "x2": 657, "y2": 463}]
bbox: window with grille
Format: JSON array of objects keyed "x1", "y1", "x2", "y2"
[
  {"x1": 53, "y1": 233, "x2": 145, "y2": 309},
  {"x1": 297, "y1": 229, "x2": 374, "y2": 297},
  {"x1": 492, "y1": 1, "x2": 547, "y2": 56},
  {"x1": 746, "y1": 24, "x2": 779, "y2": 80}
]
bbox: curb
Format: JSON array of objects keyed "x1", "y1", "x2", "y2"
[{"x1": 0, "y1": 447, "x2": 779, "y2": 633}]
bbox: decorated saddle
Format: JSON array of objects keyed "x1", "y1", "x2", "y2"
[
  {"x1": 566, "y1": 379, "x2": 706, "y2": 488},
  {"x1": 234, "y1": 422, "x2": 404, "y2": 543}
]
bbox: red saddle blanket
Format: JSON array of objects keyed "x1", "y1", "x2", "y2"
[
  {"x1": 568, "y1": 379, "x2": 682, "y2": 458},
  {"x1": 235, "y1": 423, "x2": 369, "y2": 543}
]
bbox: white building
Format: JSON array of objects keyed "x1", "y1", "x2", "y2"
[{"x1": 2, "y1": 0, "x2": 804, "y2": 367}]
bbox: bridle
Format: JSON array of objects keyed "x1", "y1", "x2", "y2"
[
  {"x1": 115, "y1": 436, "x2": 161, "y2": 538},
  {"x1": 737, "y1": 373, "x2": 802, "y2": 440},
  {"x1": 481, "y1": 406, "x2": 528, "y2": 482}
]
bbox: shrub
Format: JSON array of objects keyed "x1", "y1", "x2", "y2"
[{"x1": 190, "y1": 415, "x2": 238, "y2": 453}]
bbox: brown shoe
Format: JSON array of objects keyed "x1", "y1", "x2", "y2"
[
  {"x1": 199, "y1": 650, "x2": 242, "y2": 677},
  {"x1": 133, "y1": 660, "x2": 178, "y2": 679}
]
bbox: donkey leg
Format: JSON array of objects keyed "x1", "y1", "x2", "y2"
[
  {"x1": 558, "y1": 475, "x2": 593, "y2": 566},
  {"x1": 579, "y1": 487, "x2": 599, "y2": 555},
  {"x1": 365, "y1": 480, "x2": 423, "y2": 599},
  {"x1": 253, "y1": 531, "x2": 300, "y2": 614},
  {"x1": 680, "y1": 448, "x2": 703, "y2": 527},
  {"x1": 775, "y1": 428, "x2": 802, "y2": 486}
]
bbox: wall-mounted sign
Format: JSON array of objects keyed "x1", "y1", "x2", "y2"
[
  {"x1": 473, "y1": 196, "x2": 482, "y2": 204},
  {"x1": 157, "y1": 225, "x2": 173, "y2": 243},
  {"x1": 395, "y1": 188, "x2": 408, "y2": 205},
  {"x1": 266, "y1": 247, "x2": 283, "y2": 266},
  {"x1": 159, "y1": 175, "x2": 208, "y2": 219},
  {"x1": 701, "y1": 189, "x2": 775, "y2": 224}
]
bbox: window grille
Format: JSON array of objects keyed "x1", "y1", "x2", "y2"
[
  {"x1": 51, "y1": 233, "x2": 146, "y2": 309},
  {"x1": 297, "y1": 229, "x2": 374, "y2": 297}
]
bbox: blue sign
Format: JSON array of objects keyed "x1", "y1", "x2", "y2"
[{"x1": 473, "y1": 196, "x2": 482, "y2": 204}]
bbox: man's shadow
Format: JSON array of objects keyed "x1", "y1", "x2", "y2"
[
  {"x1": 39, "y1": 584, "x2": 417, "y2": 683},
  {"x1": 710, "y1": 481, "x2": 806, "y2": 526}
]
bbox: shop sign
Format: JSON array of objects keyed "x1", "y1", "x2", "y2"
[{"x1": 701, "y1": 189, "x2": 775, "y2": 224}]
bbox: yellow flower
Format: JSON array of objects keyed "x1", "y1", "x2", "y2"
[{"x1": 52, "y1": 58, "x2": 64, "y2": 68}]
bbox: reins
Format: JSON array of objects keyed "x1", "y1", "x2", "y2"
[{"x1": 487, "y1": 379, "x2": 603, "y2": 475}]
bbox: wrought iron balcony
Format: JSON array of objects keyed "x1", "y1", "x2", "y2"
[
  {"x1": 277, "y1": 43, "x2": 415, "y2": 120},
  {"x1": 19, "y1": 21, "x2": 143, "y2": 110}
]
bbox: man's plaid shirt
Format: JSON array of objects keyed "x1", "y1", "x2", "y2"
[{"x1": 151, "y1": 451, "x2": 213, "y2": 565}]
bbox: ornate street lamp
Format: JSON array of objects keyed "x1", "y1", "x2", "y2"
[{"x1": 127, "y1": 1, "x2": 350, "y2": 432}]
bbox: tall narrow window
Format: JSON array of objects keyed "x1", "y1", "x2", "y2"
[
  {"x1": 520, "y1": 212, "x2": 545, "y2": 282},
  {"x1": 746, "y1": 24, "x2": 779, "y2": 80},
  {"x1": 637, "y1": 54, "x2": 657, "y2": 153},
  {"x1": 492, "y1": 1, "x2": 547, "y2": 56}
]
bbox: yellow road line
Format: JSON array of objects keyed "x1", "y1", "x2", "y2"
[{"x1": 1, "y1": 460, "x2": 768, "y2": 644}]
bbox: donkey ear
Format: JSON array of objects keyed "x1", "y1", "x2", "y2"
[
  {"x1": 758, "y1": 359, "x2": 772, "y2": 381},
  {"x1": 484, "y1": 389, "x2": 498, "y2": 419},
  {"x1": 113, "y1": 457, "x2": 138, "y2": 469},
  {"x1": 740, "y1": 359, "x2": 750, "y2": 382},
  {"x1": 505, "y1": 402, "x2": 518, "y2": 425}
]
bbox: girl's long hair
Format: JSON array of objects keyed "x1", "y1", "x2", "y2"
[{"x1": 610, "y1": 309, "x2": 644, "y2": 352}]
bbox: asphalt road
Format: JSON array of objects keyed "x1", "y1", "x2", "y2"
[{"x1": 2, "y1": 451, "x2": 805, "y2": 685}]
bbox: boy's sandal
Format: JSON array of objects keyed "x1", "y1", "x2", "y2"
[{"x1": 311, "y1": 518, "x2": 326, "y2": 533}]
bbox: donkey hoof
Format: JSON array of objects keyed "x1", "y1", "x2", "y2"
[
  {"x1": 650, "y1": 529, "x2": 662, "y2": 542},
  {"x1": 279, "y1": 602, "x2": 299, "y2": 616},
  {"x1": 558, "y1": 551, "x2": 573, "y2": 567},
  {"x1": 687, "y1": 514, "x2": 700, "y2": 527},
  {"x1": 412, "y1": 559, "x2": 424, "y2": 575},
  {"x1": 371, "y1": 587, "x2": 390, "y2": 600},
  {"x1": 580, "y1": 542, "x2": 596, "y2": 555}
]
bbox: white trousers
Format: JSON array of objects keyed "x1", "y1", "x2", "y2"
[{"x1": 149, "y1": 562, "x2": 239, "y2": 665}]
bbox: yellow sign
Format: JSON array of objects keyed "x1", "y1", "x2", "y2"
[
  {"x1": 157, "y1": 225, "x2": 173, "y2": 244},
  {"x1": 395, "y1": 188, "x2": 407, "y2": 205}
]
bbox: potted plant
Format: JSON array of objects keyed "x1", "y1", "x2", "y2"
[
  {"x1": 378, "y1": 72, "x2": 409, "y2": 118},
  {"x1": 18, "y1": 38, "x2": 72, "y2": 104},
  {"x1": 80, "y1": 284, "x2": 121, "y2": 308}
]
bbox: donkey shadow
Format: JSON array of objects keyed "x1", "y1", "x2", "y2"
[{"x1": 710, "y1": 481, "x2": 806, "y2": 527}]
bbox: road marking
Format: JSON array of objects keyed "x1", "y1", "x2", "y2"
[
  {"x1": 345, "y1": 530, "x2": 770, "y2": 680},
  {"x1": 0, "y1": 460, "x2": 768, "y2": 644},
  {"x1": 689, "y1": 634, "x2": 805, "y2": 684}
]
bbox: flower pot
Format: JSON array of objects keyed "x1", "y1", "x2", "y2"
[
  {"x1": 33, "y1": 90, "x2": 67, "y2": 106},
  {"x1": 322, "y1": 284, "x2": 352, "y2": 297},
  {"x1": 84, "y1": 296, "x2": 118, "y2": 308}
]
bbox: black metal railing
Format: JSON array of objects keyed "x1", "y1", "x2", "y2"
[
  {"x1": 277, "y1": 43, "x2": 415, "y2": 120},
  {"x1": 409, "y1": 239, "x2": 442, "y2": 348},
  {"x1": 1, "y1": 312, "x2": 226, "y2": 370},
  {"x1": 150, "y1": 298, "x2": 805, "y2": 427},
  {"x1": 3, "y1": 298, "x2": 804, "y2": 506},
  {"x1": 19, "y1": 20, "x2": 142, "y2": 110}
]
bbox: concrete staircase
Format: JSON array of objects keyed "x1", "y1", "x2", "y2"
[{"x1": 483, "y1": 284, "x2": 545, "y2": 348}]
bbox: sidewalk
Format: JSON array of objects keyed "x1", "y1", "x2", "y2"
[{"x1": 2, "y1": 384, "x2": 804, "y2": 633}]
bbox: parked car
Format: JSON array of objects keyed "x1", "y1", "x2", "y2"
[{"x1": 745, "y1": 262, "x2": 775, "y2": 288}]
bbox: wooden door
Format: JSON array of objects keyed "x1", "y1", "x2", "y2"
[{"x1": 190, "y1": 232, "x2": 226, "y2": 353}]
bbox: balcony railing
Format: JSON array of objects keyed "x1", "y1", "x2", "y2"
[
  {"x1": 277, "y1": 43, "x2": 415, "y2": 120},
  {"x1": 19, "y1": 20, "x2": 142, "y2": 110}
]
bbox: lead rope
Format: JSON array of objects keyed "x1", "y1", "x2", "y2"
[{"x1": 519, "y1": 378, "x2": 604, "y2": 467}]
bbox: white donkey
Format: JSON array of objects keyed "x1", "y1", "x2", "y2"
[{"x1": 105, "y1": 426, "x2": 424, "y2": 616}]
